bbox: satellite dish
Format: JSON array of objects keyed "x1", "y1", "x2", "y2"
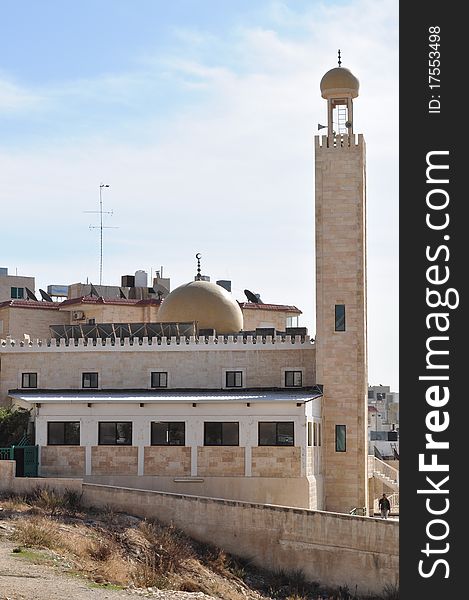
[
  {"x1": 89, "y1": 284, "x2": 99, "y2": 297},
  {"x1": 39, "y1": 289, "x2": 53, "y2": 302},
  {"x1": 25, "y1": 287, "x2": 38, "y2": 301},
  {"x1": 244, "y1": 289, "x2": 263, "y2": 304},
  {"x1": 119, "y1": 288, "x2": 127, "y2": 299}
]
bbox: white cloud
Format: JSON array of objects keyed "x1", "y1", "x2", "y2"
[
  {"x1": 0, "y1": 78, "x2": 45, "y2": 112},
  {"x1": 0, "y1": 0, "x2": 399, "y2": 389}
]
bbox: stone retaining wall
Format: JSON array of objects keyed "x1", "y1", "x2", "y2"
[{"x1": 0, "y1": 461, "x2": 398, "y2": 595}]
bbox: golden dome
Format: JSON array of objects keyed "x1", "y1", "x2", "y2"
[
  {"x1": 320, "y1": 67, "x2": 359, "y2": 99},
  {"x1": 157, "y1": 280, "x2": 244, "y2": 335}
]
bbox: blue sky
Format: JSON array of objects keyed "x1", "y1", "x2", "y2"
[{"x1": 0, "y1": 0, "x2": 399, "y2": 390}]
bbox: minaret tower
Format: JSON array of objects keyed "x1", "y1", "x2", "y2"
[{"x1": 315, "y1": 56, "x2": 368, "y2": 513}]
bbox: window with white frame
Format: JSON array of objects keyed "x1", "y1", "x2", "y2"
[
  {"x1": 204, "y1": 422, "x2": 239, "y2": 446},
  {"x1": 285, "y1": 370, "x2": 302, "y2": 387},
  {"x1": 151, "y1": 422, "x2": 185, "y2": 445},
  {"x1": 286, "y1": 315, "x2": 299, "y2": 328},
  {"x1": 225, "y1": 371, "x2": 243, "y2": 388},
  {"x1": 151, "y1": 372, "x2": 168, "y2": 388},
  {"x1": 82, "y1": 372, "x2": 98, "y2": 388},
  {"x1": 258, "y1": 422, "x2": 294, "y2": 446},
  {"x1": 47, "y1": 422, "x2": 80, "y2": 445},
  {"x1": 98, "y1": 422, "x2": 132, "y2": 445},
  {"x1": 22, "y1": 372, "x2": 37, "y2": 388}
]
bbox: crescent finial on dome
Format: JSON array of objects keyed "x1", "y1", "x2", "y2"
[{"x1": 195, "y1": 253, "x2": 202, "y2": 281}]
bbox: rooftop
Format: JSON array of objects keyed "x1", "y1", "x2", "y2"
[
  {"x1": 1, "y1": 297, "x2": 300, "y2": 312},
  {"x1": 239, "y1": 303, "x2": 301, "y2": 313},
  {"x1": 0, "y1": 300, "x2": 60, "y2": 310},
  {"x1": 59, "y1": 296, "x2": 162, "y2": 308}
]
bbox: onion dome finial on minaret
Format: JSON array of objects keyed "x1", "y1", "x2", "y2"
[{"x1": 320, "y1": 55, "x2": 359, "y2": 100}]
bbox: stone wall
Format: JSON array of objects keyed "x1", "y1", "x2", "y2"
[
  {"x1": 306, "y1": 447, "x2": 314, "y2": 476},
  {"x1": 0, "y1": 305, "x2": 68, "y2": 344},
  {"x1": 65, "y1": 303, "x2": 161, "y2": 326},
  {"x1": 81, "y1": 482, "x2": 398, "y2": 595},
  {"x1": 143, "y1": 446, "x2": 191, "y2": 476},
  {"x1": 0, "y1": 275, "x2": 35, "y2": 303},
  {"x1": 241, "y1": 307, "x2": 300, "y2": 332},
  {"x1": 0, "y1": 460, "x2": 82, "y2": 495},
  {"x1": 83, "y1": 474, "x2": 315, "y2": 508},
  {"x1": 197, "y1": 447, "x2": 245, "y2": 476},
  {"x1": 91, "y1": 446, "x2": 138, "y2": 475},
  {"x1": 251, "y1": 447, "x2": 301, "y2": 477},
  {"x1": 0, "y1": 308, "x2": 8, "y2": 339},
  {"x1": 0, "y1": 461, "x2": 398, "y2": 594},
  {"x1": 308, "y1": 474, "x2": 323, "y2": 509},
  {"x1": 41, "y1": 446, "x2": 85, "y2": 477},
  {"x1": 315, "y1": 134, "x2": 369, "y2": 513},
  {"x1": 0, "y1": 336, "x2": 315, "y2": 405}
]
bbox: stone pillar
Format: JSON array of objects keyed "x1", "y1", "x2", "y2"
[
  {"x1": 315, "y1": 133, "x2": 368, "y2": 513},
  {"x1": 0, "y1": 460, "x2": 15, "y2": 491}
]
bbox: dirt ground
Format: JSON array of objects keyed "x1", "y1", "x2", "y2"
[{"x1": 0, "y1": 537, "x2": 218, "y2": 600}]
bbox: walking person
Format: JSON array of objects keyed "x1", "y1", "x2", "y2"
[{"x1": 379, "y1": 493, "x2": 391, "y2": 519}]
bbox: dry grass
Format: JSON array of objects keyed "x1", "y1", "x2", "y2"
[
  {"x1": 13, "y1": 516, "x2": 59, "y2": 549},
  {"x1": 6, "y1": 506, "x2": 244, "y2": 595},
  {"x1": 0, "y1": 494, "x2": 30, "y2": 512}
]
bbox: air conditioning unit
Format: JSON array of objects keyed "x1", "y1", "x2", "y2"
[{"x1": 72, "y1": 311, "x2": 85, "y2": 320}]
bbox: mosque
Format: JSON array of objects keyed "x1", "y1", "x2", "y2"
[{"x1": 0, "y1": 62, "x2": 368, "y2": 514}]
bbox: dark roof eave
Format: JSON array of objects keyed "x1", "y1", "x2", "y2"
[{"x1": 9, "y1": 388, "x2": 323, "y2": 404}]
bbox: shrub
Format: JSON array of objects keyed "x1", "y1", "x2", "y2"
[
  {"x1": 138, "y1": 520, "x2": 193, "y2": 574},
  {"x1": 32, "y1": 488, "x2": 65, "y2": 515},
  {"x1": 89, "y1": 539, "x2": 114, "y2": 562},
  {"x1": 63, "y1": 488, "x2": 83, "y2": 513},
  {"x1": 0, "y1": 407, "x2": 31, "y2": 446},
  {"x1": 13, "y1": 517, "x2": 57, "y2": 548}
]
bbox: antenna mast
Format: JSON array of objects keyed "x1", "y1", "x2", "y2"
[{"x1": 84, "y1": 183, "x2": 117, "y2": 286}]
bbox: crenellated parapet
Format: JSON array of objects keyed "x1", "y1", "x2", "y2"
[
  {"x1": 315, "y1": 133, "x2": 364, "y2": 149},
  {"x1": 0, "y1": 334, "x2": 313, "y2": 352}
]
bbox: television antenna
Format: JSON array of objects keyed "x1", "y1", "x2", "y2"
[{"x1": 84, "y1": 183, "x2": 118, "y2": 286}]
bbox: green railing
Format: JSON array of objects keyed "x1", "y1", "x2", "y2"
[
  {"x1": 349, "y1": 507, "x2": 367, "y2": 516},
  {"x1": 0, "y1": 447, "x2": 14, "y2": 460},
  {"x1": 22, "y1": 445, "x2": 39, "y2": 477},
  {"x1": 15, "y1": 434, "x2": 31, "y2": 447},
  {"x1": 0, "y1": 445, "x2": 38, "y2": 477}
]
